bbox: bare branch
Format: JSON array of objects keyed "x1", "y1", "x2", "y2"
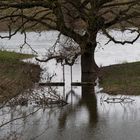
[{"x1": 103, "y1": 28, "x2": 140, "y2": 45}]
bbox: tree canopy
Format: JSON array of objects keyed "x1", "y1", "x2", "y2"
[{"x1": 0, "y1": 0, "x2": 139, "y2": 42}]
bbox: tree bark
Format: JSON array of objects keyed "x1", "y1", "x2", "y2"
[
  {"x1": 81, "y1": 40, "x2": 99, "y2": 84},
  {"x1": 80, "y1": 40, "x2": 99, "y2": 97}
]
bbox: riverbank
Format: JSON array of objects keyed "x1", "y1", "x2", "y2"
[
  {"x1": 0, "y1": 50, "x2": 41, "y2": 103},
  {"x1": 100, "y1": 61, "x2": 140, "y2": 95}
]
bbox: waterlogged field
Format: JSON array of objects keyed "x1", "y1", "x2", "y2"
[
  {"x1": 0, "y1": 50, "x2": 41, "y2": 103},
  {"x1": 0, "y1": 30, "x2": 140, "y2": 140}
]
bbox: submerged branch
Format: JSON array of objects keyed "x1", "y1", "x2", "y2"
[{"x1": 0, "y1": 108, "x2": 41, "y2": 128}]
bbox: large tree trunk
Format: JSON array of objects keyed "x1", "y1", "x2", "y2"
[
  {"x1": 80, "y1": 41, "x2": 98, "y2": 97},
  {"x1": 81, "y1": 40, "x2": 99, "y2": 84}
]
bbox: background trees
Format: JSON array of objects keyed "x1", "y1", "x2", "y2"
[{"x1": 0, "y1": 0, "x2": 140, "y2": 83}]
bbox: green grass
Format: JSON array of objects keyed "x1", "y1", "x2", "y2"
[
  {"x1": 100, "y1": 61, "x2": 140, "y2": 95},
  {"x1": 0, "y1": 50, "x2": 41, "y2": 102},
  {"x1": 0, "y1": 50, "x2": 34, "y2": 61},
  {"x1": 0, "y1": 51, "x2": 36, "y2": 79}
]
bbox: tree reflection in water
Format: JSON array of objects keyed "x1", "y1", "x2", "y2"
[
  {"x1": 1, "y1": 83, "x2": 140, "y2": 140},
  {"x1": 58, "y1": 85, "x2": 98, "y2": 130},
  {"x1": 0, "y1": 85, "x2": 98, "y2": 140}
]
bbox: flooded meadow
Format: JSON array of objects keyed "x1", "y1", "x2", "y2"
[{"x1": 0, "y1": 31, "x2": 140, "y2": 140}]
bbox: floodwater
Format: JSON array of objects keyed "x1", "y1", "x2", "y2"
[
  {"x1": 0, "y1": 31, "x2": 140, "y2": 140},
  {"x1": 1, "y1": 86, "x2": 140, "y2": 140}
]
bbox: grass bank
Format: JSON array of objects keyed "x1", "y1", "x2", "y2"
[
  {"x1": 100, "y1": 61, "x2": 140, "y2": 95},
  {"x1": 0, "y1": 50, "x2": 41, "y2": 103}
]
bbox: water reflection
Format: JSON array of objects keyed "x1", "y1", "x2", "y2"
[
  {"x1": 0, "y1": 85, "x2": 98, "y2": 140},
  {"x1": 1, "y1": 84, "x2": 140, "y2": 140},
  {"x1": 81, "y1": 85, "x2": 98, "y2": 127},
  {"x1": 58, "y1": 85, "x2": 98, "y2": 130}
]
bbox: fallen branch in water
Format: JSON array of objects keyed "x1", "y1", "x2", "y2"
[
  {"x1": 103, "y1": 97, "x2": 135, "y2": 104},
  {"x1": 3, "y1": 85, "x2": 68, "y2": 108}
]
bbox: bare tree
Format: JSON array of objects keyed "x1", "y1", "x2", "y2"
[{"x1": 0, "y1": 0, "x2": 140, "y2": 89}]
